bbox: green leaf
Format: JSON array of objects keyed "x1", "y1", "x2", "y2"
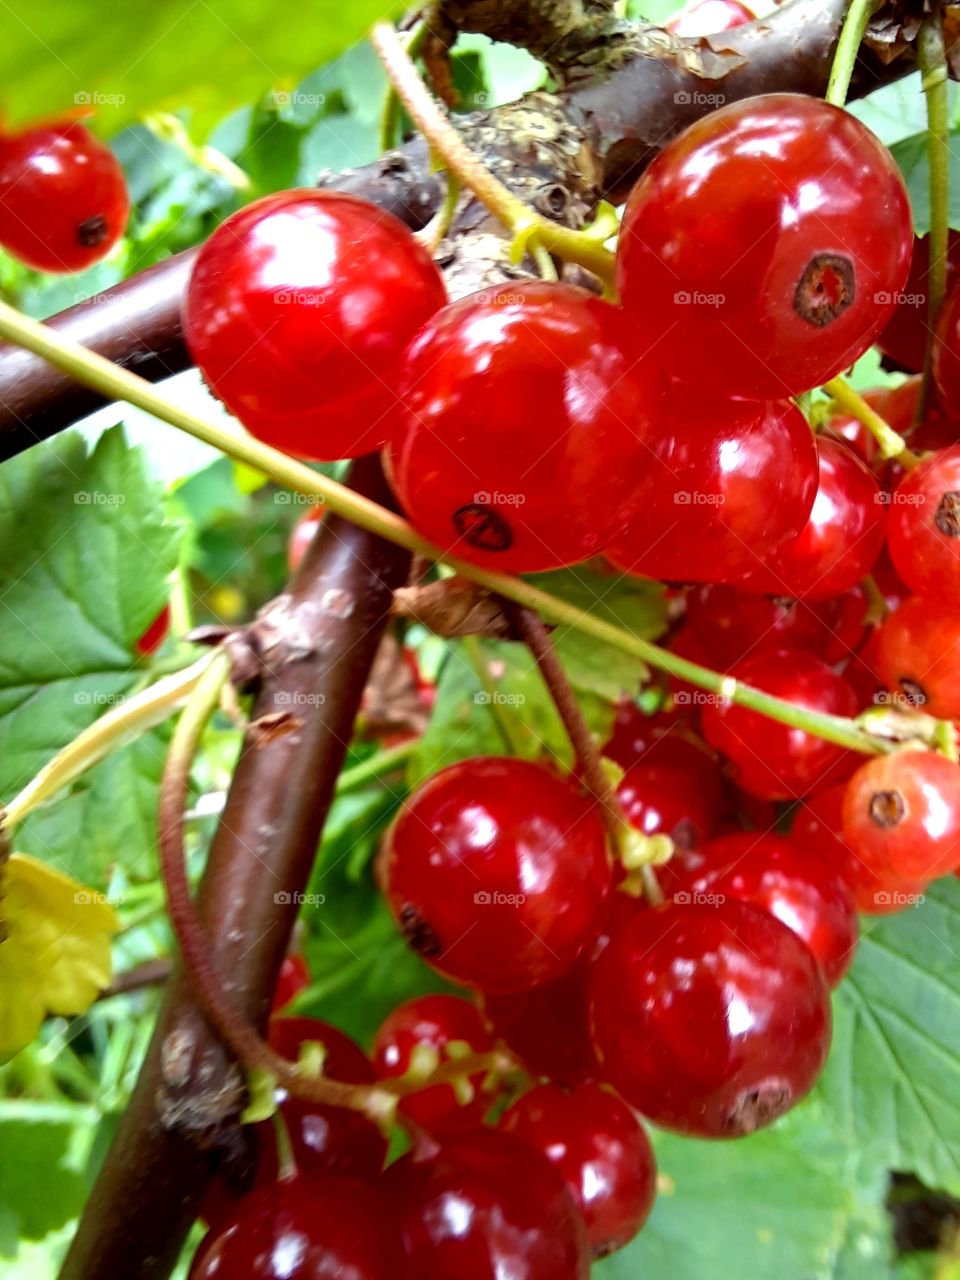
[
  {"x1": 0, "y1": 2, "x2": 403, "y2": 134},
  {"x1": 17, "y1": 730, "x2": 170, "y2": 887},
  {"x1": 817, "y1": 878, "x2": 960, "y2": 1197},
  {"x1": 0, "y1": 428, "x2": 181, "y2": 877},
  {"x1": 597, "y1": 1112, "x2": 893, "y2": 1280},
  {"x1": 0, "y1": 1101, "x2": 97, "y2": 1251},
  {"x1": 527, "y1": 566, "x2": 669, "y2": 703}
]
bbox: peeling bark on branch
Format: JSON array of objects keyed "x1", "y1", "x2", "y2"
[{"x1": 59, "y1": 459, "x2": 411, "y2": 1280}]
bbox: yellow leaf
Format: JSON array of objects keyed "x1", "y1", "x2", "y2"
[{"x1": 0, "y1": 854, "x2": 120, "y2": 1063}]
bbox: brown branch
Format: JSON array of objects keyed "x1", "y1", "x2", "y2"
[
  {"x1": 59, "y1": 457, "x2": 411, "y2": 1280},
  {"x1": 99, "y1": 956, "x2": 173, "y2": 999}
]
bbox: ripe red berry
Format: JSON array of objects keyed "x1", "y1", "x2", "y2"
[
  {"x1": 617, "y1": 760, "x2": 719, "y2": 851},
  {"x1": 933, "y1": 278, "x2": 960, "y2": 406},
  {"x1": 685, "y1": 583, "x2": 868, "y2": 669},
  {"x1": 480, "y1": 960, "x2": 598, "y2": 1084},
  {"x1": 874, "y1": 596, "x2": 960, "y2": 719},
  {"x1": 590, "y1": 900, "x2": 832, "y2": 1137},
  {"x1": 271, "y1": 954, "x2": 310, "y2": 1012},
  {"x1": 384, "y1": 1128, "x2": 590, "y2": 1279},
  {"x1": 791, "y1": 783, "x2": 927, "y2": 915},
  {"x1": 382, "y1": 757, "x2": 610, "y2": 993},
  {"x1": 183, "y1": 191, "x2": 446, "y2": 461},
  {"x1": 667, "y1": 0, "x2": 754, "y2": 36},
  {"x1": 190, "y1": 1174, "x2": 406, "y2": 1279},
  {"x1": 603, "y1": 701, "x2": 727, "y2": 810},
  {"x1": 135, "y1": 606, "x2": 170, "y2": 657},
  {"x1": 0, "y1": 119, "x2": 129, "y2": 273},
  {"x1": 372, "y1": 995, "x2": 495, "y2": 1134},
  {"x1": 605, "y1": 391, "x2": 817, "y2": 584},
  {"x1": 702, "y1": 650, "x2": 858, "y2": 800},
  {"x1": 286, "y1": 506, "x2": 324, "y2": 572},
  {"x1": 748, "y1": 438, "x2": 886, "y2": 600},
  {"x1": 199, "y1": 1016, "x2": 388, "y2": 1226},
  {"x1": 842, "y1": 750, "x2": 960, "y2": 884},
  {"x1": 500, "y1": 1083, "x2": 657, "y2": 1258},
  {"x1": 677, "y1": 832, "x2": 858, "y2": 985},
  {"x1": 267, "y1": 1017, "x2": 387, "y2": 1182},
  {"x1": 386, "y1": 282, "x2": 663, "y2": 573},
  {"x1": 886, "y1": 448, "x2": 960, "y2": 602},
  {"x1": 879, "y1": 232, "x2": 960, "y2": 373},
  {"x1": 617, "y1": 94, "x2": 912, "y2": 398}
]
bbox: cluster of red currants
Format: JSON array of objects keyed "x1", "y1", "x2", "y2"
[
  {"x1": 0, "y1": 117, "x2": 128, "y2": 273},
  {"x1": 184, "y1": 91, "x2": 914, "y2": 580}
]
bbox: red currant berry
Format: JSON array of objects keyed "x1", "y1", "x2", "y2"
[
  {"x1": 678, "y1": 832, "x2": 858, "y2": 985},
  {"x1": 685, "y1": 583, "x2": 868, "y2": 669},
  {"x1": 702, "y1": 650, "x2": 858, "y2": 800},
  {"x1": 617, "y1": 94, "x2": 912, "y2": 398},
  {"x1": 874, "y1": 596, "x2": 960, "y2": 719},
  {"x1": 842, "y1": 750, "x2": 960, "y2": 884},
  {"x1": 604, "y1": 702, "x2": 726, "y2": 810},
  {"x1": 791, "y1": 783, "x2": 927, "y2": 915},
  {"x1": 200, "y1": 1016, "x2": 388, "y2": 1226},
  {"x1": 480, "y1": 960, "x2": 598, "y2": 1084},
  {"x1": 933, "y1": 278, "x2": 960, "y2": 406},
  {"x1": 372, "y1": 995, "x2": 495, "y2": 1134},
  {"x1": 879, "y1": 232, "x2": 960, "y2": 373},
  {"x1": 386, "y1": 282, "x2": 663, "y2": 573},
  {"x1": 886, "y1": 448, "x2": 960, "y2": 602},
  {"x1": 135, "y1": 605, "x2": 170, "y2": 657},
  {"x1": 191, "y1": 1173, "x2": 405, "y2": 1279},
  {"x1": 749, "y1": 438, "x2": 885, "y2": 600},
  {"x1": 590, "y1": 900, "x2": 832, "y2": 1137},
  {"x1": 605, "y1": 391, "x2": 817, "y2": 584},
  {"x1": 267, "y1": 1017, "x2": 387, "y2": 1181},
  {"x1": 500, "y1": 1083, "x2": 657, "y2": 1258},
  {"x1": 382, "y1": 757, "x2": 611, "y2": 993},
  {"x1": 0, "y1": 120, "x2": 129, "y2": 273},
  {"x1": 617, "y1": 760, "x2": 719, "y2": 851},
  {"x1": 287, "y1": 506, "x2": 324, "y2": 572},
  {"x1": 384, "y1": 1128, "x2": 590, "y2": 1279},
  {"x1": 271, "y1": 954, "x2": 310, "y2": 1013},
  {"x1": 667, "y1": 0, "x2": 754, "y2": 37},
  {"x1": 184, "y1": 191, "x2": 446, "y2": 461}
]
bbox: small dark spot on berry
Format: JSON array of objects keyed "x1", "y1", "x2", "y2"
[
  {"x1": 452, "y1": 503, "x2": 514, "y2": 553},
  {"x1": 76, "y1": 214, "x2": 109, "y2": 247},
  {"x1": 671, "y1": 818, "x2": 699, "y2": 851},
  {"x1": 724, "y1": 1082, "x2": 791, "y2": 1135},
  {"x1": 399, "y1": 904, "x2": 442, "y2": 957},
  {"x1": 794, "y1": 253, "x2": 855, "y2": 327},
  {"x1": 935, "y1": 491, "x2": 960, "y2": 538},
  {"x1": 899, "y1": 678, "x2": 927, "y2": 707},
  {"x1": 869, "y1": 789, "x2": 905, "y2": 828}
]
